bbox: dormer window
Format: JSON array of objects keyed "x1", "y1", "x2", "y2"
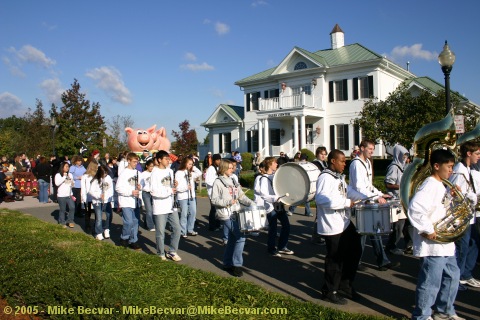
[{"x1": 294, "y1": 62, "x2": 307, "y2": 70}]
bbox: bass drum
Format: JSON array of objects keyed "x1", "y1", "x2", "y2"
[{"x1": 273, "y1": 162, "x2": 320, "y2": 206}]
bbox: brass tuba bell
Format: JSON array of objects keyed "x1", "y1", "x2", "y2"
[{"x1": 400, "y1": 112, "x2": 478, "y2": 243}]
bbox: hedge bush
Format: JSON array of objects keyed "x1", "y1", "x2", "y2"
[{"x1": 240, "y1": 152, "x2": 253, "y2": 171}]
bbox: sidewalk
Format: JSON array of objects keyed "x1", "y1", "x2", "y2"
[{"x1": 1, "y1": 196, "x2": 479, "y2": 319}]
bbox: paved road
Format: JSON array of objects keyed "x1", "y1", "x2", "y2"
[{"x1": 2, "y1": 196, "x2": 479, "y2": 319}]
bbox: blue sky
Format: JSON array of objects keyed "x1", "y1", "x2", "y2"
[{"x1": 1, "y1": 0, "x2": 479, "y2": 143}]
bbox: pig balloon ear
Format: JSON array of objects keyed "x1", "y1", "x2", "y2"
[
  {"x1": 147, "y1": 125, "x2": 156, "y2": 134},
  {"x1": 159, "y1": 127, "x2": 167, "y2": 137},
  {"x1": 125, "y1": 127, "x2": 133, "y2": 134}
]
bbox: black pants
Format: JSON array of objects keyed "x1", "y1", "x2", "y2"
[
  {"x1": 208, "y1": 200, "x2": 220, "y2": 231},
  {"x1": 72, "y1": 187, "x2": 82, "y2": 216},
  {"x1": 323, "y1": 222, "x2": 362, "y2": 294}
]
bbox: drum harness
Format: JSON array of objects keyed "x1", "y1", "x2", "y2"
[
  {"x1": 320, "y1": 169, "x2": 348, "y2": 218},
  {"x1": 213, "y1": 177, "x2": 240, "y2": 218},
  {"x1": 259, "y1": 175, "x2": 286, "y2": 213}
]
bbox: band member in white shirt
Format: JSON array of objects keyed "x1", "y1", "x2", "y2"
[
  {"x1": 316, "y1": 149, "x2": 368, "y2": 305},
  {"x1": 349, "y1": 139, "x2": 396, "y2": 271}
]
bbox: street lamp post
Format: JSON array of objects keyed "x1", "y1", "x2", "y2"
[
  {"x1": 438, "y1": 40, "x2": 456, "y2": 114},
  {"x1": 50, "y1": 113, "x2": 57, "y2": 156}
]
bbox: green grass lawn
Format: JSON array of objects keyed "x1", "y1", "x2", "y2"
[{"x1": 0, "y1": 209, "x2": 391, "y2": 320}]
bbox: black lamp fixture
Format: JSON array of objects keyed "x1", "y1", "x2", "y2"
[
  {"x1": 438, "y1": 40, "x2": 456, "y2": 114},
  {"x1": 50, "y1": 112, "x2": 57, "y2": 156}
]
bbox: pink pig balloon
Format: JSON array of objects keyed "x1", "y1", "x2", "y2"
[
  {"x1": 151, "y1": 127, "x2": 171, "y2": 152},
  {"x1": 125, "y1": 125, "x2": 157, "y2": 152}
]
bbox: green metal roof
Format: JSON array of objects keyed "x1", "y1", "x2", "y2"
[
  {"x1": 404, "y1": 76, "x2": 466, "y2": 100},
  {"x1": 235, "y1": 43, "x2": 382, "y2": 85},
  {"x1": 222, "y1": 104, "x2": 244, "y2": 120},
  {"x1": 313, "y1": 43, "x2": 382, "y2": 66}
]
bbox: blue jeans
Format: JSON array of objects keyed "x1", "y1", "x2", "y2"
[
  {"x1": 412, "y1": 256, "x2": 460, "y2": 320},
  {"x1": 121, "y1": 206, "x2": 139, "y2": 244},
  {"x1": 360, "y1": 234, "x2": 391, "y2": 267},
  {"x1": 93, "y1": 203, "x2": 111, "y2": 236},
  {"x1": 223, "y1": 218, "x2": 246, "y2": 267},
  {"x1": 455, "y1": 224, "x2": 478, "y2": 281},
  {"x1": 142, "y1": 191, "x2": 155, "y2": 230},
  {"x1": 153, "y1": 212, "x2": 181, "y2": 256},
  {"x1": 37, "y1": 179, "x2": 49, "y2": 203},
  {"x1": 267, "y1": 210, "x2": 290, "y2": 253},
  {"x1": 178, "y1": 198, "x2": 197, "y2": 235},
  {"x1": 289, "y1": 202, "x2": 311, "y2": 215},
  {"x1": 57, "y1": 196, "x2": 75, "y2": 225}
]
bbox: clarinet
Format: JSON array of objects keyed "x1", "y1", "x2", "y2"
[
  {"x1": 187, "y1": 170, "x2": 193, "y2": 201},
  {"x1": 171, "y1": 172, "x2": 178, "y2": 212},
  {"x1": 134, "y1": 170, "x2": 139, "y2": 209}
]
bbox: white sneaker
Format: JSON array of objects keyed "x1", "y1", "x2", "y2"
[
  {"x1": 459, "y1": 278, "x2": 480, "y2": 288},
  {"x1": 159, "y1": 254, "x2": 167, "y2": 261},
  {"x1": 103, "y1": 229, "x2": 110, "y2": 239},
  {"x1": 95, "y1": 234, "x2": 104, "y2": 241},
  {"x1": 166, "y1": 252, "x2": 182, "y2": 262}
]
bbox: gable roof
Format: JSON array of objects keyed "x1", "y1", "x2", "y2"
[
  {"x1": 200, "y1": 104, "x2": 244, "y2": 126},
  {"x1": 404, "y1": 76, "x2": 467, "y2": 100},
  {"x1": 235, "y1": 43, "x2": 383, "y2": 86}
]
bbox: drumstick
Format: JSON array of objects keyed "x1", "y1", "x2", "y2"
[
  {"x1": 276, "y1": 193, "x2": 289, "y2": 202},
  {"x1": 353, "y1": 195, "x2": 377, "y2": 204}
]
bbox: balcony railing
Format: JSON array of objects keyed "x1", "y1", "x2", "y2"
[{"x1": 258, "y1": 93, "x2": 314, "y2": 111}]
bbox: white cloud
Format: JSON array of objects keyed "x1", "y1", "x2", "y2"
[
  {"x1": 2, "y1": 56, "x2": 26, "y2": 77},
  {"x1": 41, "y1": 21, "x2": 57, "y2": 31},
  {"x1": 215, "y1": 22, "x2": 230, "y2": 35},
  {"x1": 85, "y1": 66, "x2": 132, "y2": 105},
  {"x1": 9, "y1": 45, "x2": 56, "y2": 68},
  {"x1": 184, "y1": 52, "x2": 197, "y2": 61},
  {"x1": 180, "y1": 62, "x2": 215, "y2": 72},
  {"x1": 203, "y1": 19, "x2": 211, "y2": 25},
  {"x1": 39, "y1": 78, "x2": 64, "y2": 105},
  {"x1": 251, "y1": 0, "x2": 268, "y2": 7},
  {"x1": 389, "y1": 44, "x2": 438, "y2": 61},
  {"x1": 0, "y1": 92, "x2": 26, "y2": 116}
]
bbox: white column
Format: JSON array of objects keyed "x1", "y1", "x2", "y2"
[
  {"x1": 264, "y1": 118, "x2": 270, "y2": 156},
  {"x1": 300, "y1": 115, "x2": 306, "y2": 150},
  {"x1": 293, "y1": 117, "x2": 299, "y2": 155},
  {"x1": 258, "y1": 120, "x2": 263, "y2": 155}
]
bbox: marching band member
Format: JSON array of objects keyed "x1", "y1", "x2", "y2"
[
  {"x1": 349, "y1": 139, "x2": 396, "y2": 271},
  {"x1": 258, "y1": 157, "x2": 294, "y2": 257},
  {"x1": 315, "y1": 149, "x2": 367, "y2": 305},
  {"x1": 409, "y1": 149, "x2": 463, "y2": 320},
  {"x1": 210, "y1": 160, "x2": 254, "y2": 277},
  {"x1": 88, "y1": 165, "x2": 114, "y2": 240},
  {"x1": 449, "y1": 141, "x2": 480, "y2": 290}
]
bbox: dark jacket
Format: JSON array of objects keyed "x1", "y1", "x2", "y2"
[{"x1": 33, "y1": 163, "x2": 52, "y2": 182}]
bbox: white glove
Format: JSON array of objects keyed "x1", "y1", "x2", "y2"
[{"x1": 466, "y1": 192, "x2": 477, "y2": 206}]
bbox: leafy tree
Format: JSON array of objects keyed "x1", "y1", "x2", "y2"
[
  {"x1": 353, "y1": 84, "x2": 473, "y2": 149},
  {"x1": 106, "y1": 115, "x2": 134, "y2": 156},
  {"x1": 0, "y1": 115, "x2": 28, "y2": 157},
  {"x1": 171, "y1": 120, "x2": 198, "y2": 156},
  {"x1": 52, "y1": 79, "x2": 107, "y2": 157}
]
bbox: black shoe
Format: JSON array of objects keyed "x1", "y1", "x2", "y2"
[
  {"x1": 322, "y1": 292, "x2": 348, "y2": 305},
  {"x1": 120, "y1": 239, "x2": 129, "y2": 247},
  {"x1": 404, "y1": 247, "x2": 413, "y2": 255},
  {"x1": 378, "y1": 261, "x2": 400, "y2": 271},
  {"x1": 223, "y1": 265, "x2": 234, "y2": 272},
  {"x1": 129, "y1": 242, "x2": 141, "y2": 251},
  {"x1": 232, "y1": 267, "x2": 243, "y2": 277},
  {"x1": 357, "y1": 263, "x2": 367, "y2": 271},
  {"x1": 338, "y1": 287, "x2": 361, "y2": 301}
]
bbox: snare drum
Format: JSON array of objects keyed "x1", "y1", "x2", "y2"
[
  {"x1": 273, "y1": 162, "x2": 320, "y2": 206},
  {"x1": 236, "y1": 206, "x2": 267, "y2": 232},
  {"x1": 354, "y1": 203, "x2": 391, "y2": 235},
  {"x1": 388, "y1": 200, "x2": 401, "y2": 223}
]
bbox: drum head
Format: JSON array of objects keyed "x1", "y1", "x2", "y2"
[{"x1": 273, "y1": 162, "x2": 309, "y2": 206}]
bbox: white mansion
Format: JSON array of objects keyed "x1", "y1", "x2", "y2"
[{"x1": 201, "y1": 24, "x2": 478, "y2": 158}]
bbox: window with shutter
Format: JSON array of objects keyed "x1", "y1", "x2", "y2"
[
  {"x1": 329, "y1": 81, "x2": 334, "y2": 102},
  {"x1": 353, "y1": 77, "x2": 359, "y2": 100},
  {"x1": 330, "y1": 125, "x2": 335, "y2": 150}
]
